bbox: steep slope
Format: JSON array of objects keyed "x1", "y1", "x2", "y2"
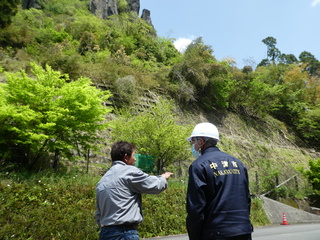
[{"x1": 174, "y1": 105, "x2": 319, "y2": 197}]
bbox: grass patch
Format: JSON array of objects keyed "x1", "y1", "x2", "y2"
[{"x1": 250, "y1": 197, "x2": 270, "y2": 227}]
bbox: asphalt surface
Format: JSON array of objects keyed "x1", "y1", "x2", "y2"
[
  {"x1": 252, "y1": 223, "x2": 320, "y2": 240},
  {"x1": 143, "y1": 223, "x2": 320, "y2": 240}
]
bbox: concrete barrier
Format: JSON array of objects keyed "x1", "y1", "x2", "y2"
[{"x1": 261, "y1": 196, "x2": 320, "y2": 225}]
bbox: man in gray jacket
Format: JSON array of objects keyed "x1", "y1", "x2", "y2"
[{"x1": 95, "y1": 140, "x2": 173, "y2": 240}]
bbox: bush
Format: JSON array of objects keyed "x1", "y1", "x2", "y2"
[
  {"x1": 139, "y1": 181, "x2": 188, "y2": 238},
  {"x1": 0, "y1": 172, "x2": 100, "y2": 240},
  {"x1": 250, "y1": 197, "x2": 270, "y2": 226},
  {"x1": 302, "y1": 158, "x2": 320, "y2": 194},
  {"x1": 0, "y1": 0, "x2": 20, "y2": 28}
]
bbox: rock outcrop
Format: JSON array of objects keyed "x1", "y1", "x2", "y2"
[
  {"x1": 126, "y1": 0, "x2": 140, "y2": 15},
  {"x1": 22, "y1": 0, "x2": 41, "y2": 9},
  {"x1": 89, "y1": 0, "x2": 141, "y2": 19},
  {"x1": 89, "y1": 0, "x2": 153, "y2": 28},
  {"x1": 89, "y1": 0, "x2": 118, "y2": 19},
  {"x1": 141, "y1": 9, "x2": 154, "y2": 28}
]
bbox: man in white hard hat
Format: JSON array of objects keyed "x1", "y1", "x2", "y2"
[{"x1": 186, "y1": 122, "x2": 253, "y2": 240}]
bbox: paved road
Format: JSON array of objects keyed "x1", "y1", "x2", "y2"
[
  {"x1": 143, "y1": 223, "x2": 320, "y2": 240},
  {"x1": 253, "y1": 223, "x2": 320, "y2": 240}
]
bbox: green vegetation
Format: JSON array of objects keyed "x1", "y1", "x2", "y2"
[
  {"x1": 0, "y1": 2, "x2": 319, "y2": 147},
  {"x1": 0, "y1": 171, "x2": 100, "y2": 240},
  {"x1": 0, "y1": 63, "x2": 112, "y2": 171},
  {"x1": 110, "y1": 98, "x2": 193, "y2": 174},
  {"x1": 300, "y1": 158, "x2": 320, "y2": 194},
  {"x1": 0, "y1": 171, "x2": 269, "y2": 239},
  {"x1": 0, "y1": 0, "x2": 20, "y2": 28},
  {"x1": 0, "y1": 1, "x2": 319, "y2": 239},
  {"x1": 299, "y1": 158, "x2": 320, "y2": 207}
]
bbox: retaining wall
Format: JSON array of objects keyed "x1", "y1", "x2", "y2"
[{"x1": 261, "y1": 196, "x2": 320, "y2": 225}]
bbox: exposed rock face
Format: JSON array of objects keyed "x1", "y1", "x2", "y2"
[
  {"x1": 89, "y1": 0, "x2": 140, "y2": 19},
  {"x1": 89, "y1": 0, "x2": 118, "y2": 19},
  {"x1": 22, "y1": 0, "x2": 41, "y2": 9},
  {"x1": 141, "y1": 9, "x2": 154, "y2": 28},
  {"x1": 126, "y1": 0, "x2": 140, "y2": 15},
  {"x1": 89, "y1": 0, "x2": 154, "y2": 29}
]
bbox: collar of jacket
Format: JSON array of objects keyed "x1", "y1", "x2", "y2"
[
  {"x1": 112, "y1": 160, "x2": 126, "y2": 166},
  {"x1": 202, "y1": 146, "x2": 220, "y2": 155}
]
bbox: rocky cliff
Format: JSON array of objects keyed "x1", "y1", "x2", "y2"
[
  {"x1": 22, "y1": 0, "x2": 154, "y2": 28},
  {"x1": 89, "y1": 0, "x2": 153, "y2": 27},
  {"x1": 89, "y1": 0, "x2": 119, "y2": 19},
  {"x1": 141, "y1": 9, "x2": 154, "y2": 28}
]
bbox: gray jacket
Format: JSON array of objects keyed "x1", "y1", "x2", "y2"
[{"x1": 95, "y1": 161, "x2": 168, "y2": 227}]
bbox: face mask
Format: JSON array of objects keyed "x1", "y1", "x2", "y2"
[{"x1": 191, "y1": 144, "x2": 201, "y2": 158}]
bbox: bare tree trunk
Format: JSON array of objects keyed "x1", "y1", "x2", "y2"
[
  {"x1": 86, "y1": 149, "x2": 90, "y2": 174},
  {"x1": 53, "y1": 149, "x2": 59, "y2": 172},
  {"x1": 157, "y1": 158, "x2": 163, "y2": 175}
]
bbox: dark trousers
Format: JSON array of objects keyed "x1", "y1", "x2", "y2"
[{"x1": 203, "y1": 233, "x2": 252, "y2": 240}]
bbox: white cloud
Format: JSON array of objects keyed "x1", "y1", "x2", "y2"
[
  {"x1": 311, "y1": 0, "x2": 320, "y2": 7},
  {"x1": 173, "y1": 37, "x2": 196, "y2": 53}
]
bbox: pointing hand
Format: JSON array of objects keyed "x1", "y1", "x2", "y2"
[{"x1": 161, "y1": 172, "x2": 173, "y2": 179}]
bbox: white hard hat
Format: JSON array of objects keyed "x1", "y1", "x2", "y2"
[{"x1": 186, "y1": 122, "x2": 220, "y2": 142}]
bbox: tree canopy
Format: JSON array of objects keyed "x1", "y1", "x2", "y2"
[
  {"x1": 0, "y1": 63, "x2": 112, "y2": 170},
  {"x1": 0, "y1": 0, "x2": 20, "y2": 28},
  {"x1": 301, "y1": 158, "x2": 320, "y2": 194},
  {"x1": 110, "y1": 99, "x2": 192, "y2": 174}
]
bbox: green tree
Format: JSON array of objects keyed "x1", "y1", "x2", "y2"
[
  {"x1": 117, "y1": 0, "x2": 129, "y2": 13},
  {"x1": 246, "y1": 76, "x2": 284, "y2": 117},
  {"x1": 0, "y1": 0, "x2": 20, "y2": 28},
  {"x1": 0, "y1": 63, "x2": 112, "y2": 170},
  {"x1": 204, "y1": 62, "x2": 234, "y2": 109},
  {"x1": 305, "y1": 76, "x2": 320, "y2": 105},
  {"x1": 279, "y1": 53, "x2": 297, "y2": 65},
  {"x1": 169, "y1": 37, "x2": 221, "y2": 106},
  {"x1": 110, "y1": 98, "x2": 192, "y2": 174},
  {"x1": 169, "y1": 38, "x2": 234, "y2": 110},
  {"x1": 302, "y1": 159, "x2": 320, "y2": 193},
  {"x1": 257, "y1": 58, "x2": 270, "y2": 67},
  {"x1": 262, "y1": 36, "x2": 281, "y2": 62},
  {"x1": 297, "y1": 107, "x2": 320, "y2": 145},
  {"x1": 270, "y1": 64, "x2": 309, "y2": 124},
  {"x1": 299, "y1": 51, "x2": 320, "y2": 76},
  {"x1": 184, "y1": 37, "x2": 215, "y2": 63}
]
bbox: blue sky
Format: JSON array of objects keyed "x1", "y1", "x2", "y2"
[{"x1": 140, "y1": 0, "x2": 320, "y2": 68}]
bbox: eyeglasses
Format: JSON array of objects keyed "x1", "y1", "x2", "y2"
[{"x1": 191, "y1": 137, "x2": 205, "y2": 142}]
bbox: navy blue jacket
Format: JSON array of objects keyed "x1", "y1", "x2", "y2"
[{"x1": 186, "y1": 146, "x2": 252, "y2": 240}]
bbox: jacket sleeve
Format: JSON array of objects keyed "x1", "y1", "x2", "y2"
[
  {"x1": 129, "y1": 168, "x2": 168, "y2": 194},
  {"x1": 186, "y1": 164, "x2": 207, "y2": 240}
]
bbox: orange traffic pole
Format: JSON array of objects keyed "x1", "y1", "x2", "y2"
[{"x1": 281, "y1": 212, "x2": 289, "y2": 225}]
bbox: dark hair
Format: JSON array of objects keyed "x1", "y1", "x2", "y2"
[
  {"x1": 196, "y1": 137, "x2": 217, "y2": 147},
  {"x1": 206, "y1": 137, "x2": 218, "y2": 147},
  {"x1": 111, "y1": 141, "x2": 136, "y2": 162}
]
